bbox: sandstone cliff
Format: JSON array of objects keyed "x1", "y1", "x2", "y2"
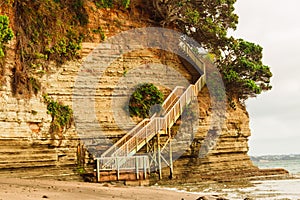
[{"x1": 0, "y1": 2, "x2": 287, "y2": 182}]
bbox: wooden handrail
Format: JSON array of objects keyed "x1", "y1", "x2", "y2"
[{"x1": 162, "y1": 86, "x2": 185, "y2": 111}]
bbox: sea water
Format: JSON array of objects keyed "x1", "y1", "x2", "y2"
[
  {"x1": 161, "y1": 179, "x2": 300, "y2": 200},
  {"x1": 217, "y1": 156, "x2": 300, "y2": 199},
  {"x1": 159, "y1": 155, "x2": 300, "y2": 199},
  {"x1": 252, "y1": 157, "x2": 300, "y2": 176},
  {"x1": 243, "y1": 156, "x2": 300, "y2": 200}
]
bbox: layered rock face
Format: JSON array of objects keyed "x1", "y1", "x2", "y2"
[
  {"x1": 161, "y1": 87, "x2": 259, "y2": 182},
  {"x1": 159, "y1": 86, "x2": 288, "y2": 182},
  {"x1": 0, "y1": 40, "x2": 196, "y2": 179},
  {"x1": 0, "y1": 39, "x2": 80, "y2": 179}
]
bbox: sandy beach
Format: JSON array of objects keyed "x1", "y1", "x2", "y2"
[{"x1": 0, "y1": 178, "x2": 216, "y2": 200}]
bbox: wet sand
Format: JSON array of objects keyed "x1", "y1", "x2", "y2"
[{"x1": 0, "y1": 178, "x2": 211, "y2": 200}]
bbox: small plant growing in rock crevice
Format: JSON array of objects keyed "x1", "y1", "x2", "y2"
[{"x1": 43, "y1": 94, "x2": 73, "y2": 144}]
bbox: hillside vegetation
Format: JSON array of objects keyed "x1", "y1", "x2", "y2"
[{"x1": 0, "y1": 0, "x2": 272, "y2": 101}]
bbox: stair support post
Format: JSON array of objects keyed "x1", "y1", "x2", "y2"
[
  {"x1": 169, "y1": 129, "x2": 173, "y2": 179},
  {"x1": 157, "y1": 132, "x2": 162, "y2": 179},
  {"x1": 143, "y1": 156, "x2": 147, "y2": 179}
]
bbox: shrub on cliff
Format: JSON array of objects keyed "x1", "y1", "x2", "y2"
[
  {"x1": 0, "y1": 15, "x2": 13, "y2": 58},
  {"x1": 129, "y1": 83, "x2": 164, "y2": 118},
  {"x1": 43, "y1": 94, "x2": 73, "y2": 144},
  {"x1": 0, "y1": 15, "x2": 14, "y2": 85}
]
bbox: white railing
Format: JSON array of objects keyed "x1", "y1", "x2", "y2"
[
  {"x1": 111, "y1": 117, "x2": 165, "y2": 157},
  {"x1": 161, "y1": 86, "x2": 185, "y2": 113},
  {"x1": 179, "y1": 38, "x2": 206, "y2": 75},
  {"x1": 96, "y1": 155, "x2": 149, "y2": 170},
  {"x1": 95, "y1": 155, "x2": 149, "y2": 182}
]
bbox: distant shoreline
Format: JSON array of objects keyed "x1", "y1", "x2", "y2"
[{"x1": 250, "y1": 154, "x2": 300, "y2": 161}]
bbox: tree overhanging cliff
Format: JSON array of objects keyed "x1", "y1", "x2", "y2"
[{"x1": 149, "y1": 0, "x2": 272, "y2": 100}]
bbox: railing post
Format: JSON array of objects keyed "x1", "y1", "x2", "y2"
[
  {"x1": 143, "y1": 156, "x2": 147, "y2": 179},
  {"x1": 145, "y1": 124, "x2": 148, "y2": 143},
  {"x1": 185, "y1": 91, "x2": 188, "y2": 106},
  {"x1": 96, "y1": 158, "x2": 100, "y2": 182},
  {"x1": 148, "y1": 157, "x2": 150, "y2": 175},
  {"x1": 116, "y1": 157, "x2": 120, "y2": 180},
  {"x1": 169, "y1": 140, "x2": 173, "y2": 179},
  {"x1": 135, "y1": 156, "x2": 139, "y2": 180},
  {"x1": 165, "y1": 117, "x2": 167, "y2": 133},
  {"x1": 136, "y1": 136, "x2": 138, "y2": 152},
  {"x1": 157, "y1": 132, "x2": 162, "y2": 179}
]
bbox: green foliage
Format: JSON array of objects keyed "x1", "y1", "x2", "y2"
[
  {"x1": 151, "y1": 0, "x2": 238, "y2": 34},
  {"x1": 218, "y1": 38, "x2": 272, "y2": 99},
  {"x1": 0, "y1": 15, "x2": 13, "y2": 86},
  {"x1": 43, "y1": 94, "x2": 73, "y2": 135},
  {"x1": 12, "y1": 0, "x2": 87, "y2": 97},
  {"x1": 92, "y1": 26, "x2": 106, "y2": 41},
  {"x1": 0, "y1": 15, "x2": 14, "y2": 58},
  {"x1": 45, "y1": 32, "x2": 83, "y2": 63},
  {"x1": 73, "y1": 0, "x2": 89, "y2": 25},
  {"x1": 121, "y1": 0, "x2": 130, "y2": 8},
  {"x1": 15, "y1": 0, "x2": 85, "y2": 63},
  {"x1": 1, "y1": 0, "x2": 13, "y2": 5},
  {"x1": 129, "y1": 83, "x2": 164, "y2": 118},
  {"x1": 96, "y1": 0, "x2": 114, "y2": 8},
  {"x1": 186, "y1": 9, "x2": 200, "y2": 24},
  {"x1": 76, "y1": 166, "x2": 86, "y2": 174},
  {"x1": 28, "y1": 77, "x2": 41, "y2": 95},
  {"x1": 93, "y1": 0, "x2": 130, "y2": 8}
]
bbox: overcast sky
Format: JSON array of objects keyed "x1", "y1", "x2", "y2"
[{"x1": 230, "y1": 0, "x2": 300, "y2": 155}]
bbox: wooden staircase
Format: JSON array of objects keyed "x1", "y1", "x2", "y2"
[{"x1": 95, "y1": 38, "x2": 207, "y2": 182}]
